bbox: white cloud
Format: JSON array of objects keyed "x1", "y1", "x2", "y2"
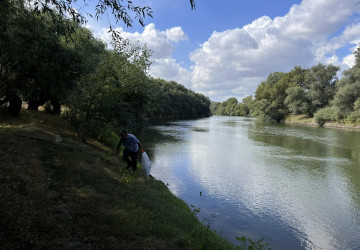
[
  {"x1": 279, "y1": 0, "x2": 355, "y2": 39},
  {"x1": 165, "y1": 27, "x2": 188, "y2": 43},
  {"x1": 195, "y1": 77, "x2": 264, "y2": 102},
  {"x1": 149, "y1": 59, "x2": 192, "y2": 88},
  {"x1": 343, "y1": 54, "x2": 355, "y2": 68},
  {"x1": 96, "y1": 23, "x2": 188, "y2": 59},
  {"x1": 315, "y1": 23, "x2": 360, "y2": 68},
  {"x1": 325, "y1": 55, "x2": 340, "y2": 65},
  {"x1": 94, "y1": 23, "x2": 192, "y2": 86},
  {"x1": 342, "y1": 42, "x2": 360, "y2": 68},
  {"x1": 190, "y1": 0, "x2": 360, "y2": 101}
]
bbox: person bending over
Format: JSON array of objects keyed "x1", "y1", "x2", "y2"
[{"x1": 115, "y1": 130, "x2": 144, "y2": 171}]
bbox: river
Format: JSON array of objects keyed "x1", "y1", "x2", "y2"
[{"x1": 139, "y1": 116, "x2": 360, "y2": 249}]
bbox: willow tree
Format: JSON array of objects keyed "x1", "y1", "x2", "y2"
[{"x1": 30, "y1": 0, "x2": 196, "y2": 28}]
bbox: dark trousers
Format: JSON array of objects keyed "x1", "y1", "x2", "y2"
[{"x1": 123, "y1": 148, "x2": 138, "y2": 171}]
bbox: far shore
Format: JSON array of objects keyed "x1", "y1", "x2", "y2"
[{"x1": 284, "y1": 115, "x2": 360, "y2": 131}]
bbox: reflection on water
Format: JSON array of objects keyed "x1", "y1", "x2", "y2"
[{"x1": 140, "y1": 116, "x2": 360, "y2": 249}]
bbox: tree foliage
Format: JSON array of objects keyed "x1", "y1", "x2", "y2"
[
  {"x1": 0, "y1": 1, "x2": 106, "y2": 115},
  {"x1": 333, "y1": 47, "x2": 360, "y2": 116},
  {"x1": 64, "y1": 49, "x2": 150, "y2": 140},
  {"x1": 210, "y1": 62, "x2": 353, "y2": 125},
  {"x1": 284, "y1": 86, "x2": 310, "y2": 115},
  {"x1": 147, "y1": 79, "x2": 210, "y2": 119},
  {"x1": 305, "y1": 63, "x2": 339, "y2": 110},
  {"x1": 212, "y1": 96, "x2": 252, "y2": 117}
]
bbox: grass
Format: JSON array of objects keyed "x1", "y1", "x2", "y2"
[
  {"x1": 285, "y1": 114, "x2": 360, "y2": 129},
  {"x1": 284, "y1": 114, "x2": 314, "y2": 124},
  {"x1": 0, "y1": 110, "x2": 238, "y2": 249}
]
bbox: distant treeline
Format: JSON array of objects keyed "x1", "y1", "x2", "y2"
[
  {"x1": 211, "y1": 49, "x2": 360, "y2": 126},
  {"x1": 0, "y1": 0, "x2": 210, "y2": 141}
]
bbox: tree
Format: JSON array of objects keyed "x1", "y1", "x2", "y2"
[
  {"x1": 255, "y1": 72, "x2": 284, "y2": 100},
  {"x1": 149, "y1": 79, "x2": 210, "y2": 119},
  {"x1": 48, "y1": 26, "x2": 106, "y2": 114},
  {"x1": 333, "y1": 80, "x2": 360, "y2": 115},
  {"x1": 284, "y1": 86, "x2": 311, "y2": 115},
  {"x1": 224, "y1": 97, "x2": 238, "y2": 116},
  {"x1": 239, "y1": 95, "x2": 253, "y2": 116},
  {"x1": 249, "y1": 99, "x2": 272, "y2": 119},
  {"x1": 0, "y1": 0, "x2": 29, "y2": 115},
  {"x1": 252, "y1": 67, "x2": 316, "y2": 121},
  {"x1": 17, "y1": 14, "x2": 77, "y2": 112},
  {"x1": 333, "y1": 48, "x2": 360, "y2": 115},
  {"x1": 270, "y1": 74, "x2": 294, "y2": 109},
  {"x1": 288, "y1": 66, "x2": 309, "y2": 90},
  {"x1": 210, "y1": 102, "x2": 220, "y2": 115},
  {"x1": 305, "y1": 63, "x2": 339, "y2": 111},
  {"x1": 0, "y1": 2, "x2": 107, "y2": 115},
  {"x1": 212, "y1": 100, "x2": 227, "y2": 115},
  {"x1": 355, "y1": 45, "x2": 360, "y2": 66},
  {"x1": 210, "y1": 97, "x2": 241, "y2": 116},
  {"x1": 235, "y1": 103, "x2": 248, "y2": 116},
  {"x1": 65, "y1": 48, "x2": 150, "y2": 140},
  {"x1": 254, "y1": 72, "x2": 291, "y2": 121}
]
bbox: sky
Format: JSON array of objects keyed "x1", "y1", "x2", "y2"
[{"x1": 81, "y1": 0, "x2": 360, "y2": 102}]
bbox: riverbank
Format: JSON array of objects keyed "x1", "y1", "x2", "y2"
[
  {"x1": 285, "y1": 114, "x2": 360, "y2": 130},
  {"x1": 0, "y1": 110, "x2": 236, "y2": 249}
]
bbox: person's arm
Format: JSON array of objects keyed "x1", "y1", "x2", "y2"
[{"x1": 138, "y1": 142, "x2": 144, "y2": 153}]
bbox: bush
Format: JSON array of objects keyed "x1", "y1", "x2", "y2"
[
  {"x1": 346, "y1": 110, "x2": 360, "y2": 124},
  {"x1": 314, "y1": 106, "x2": 340, "y2": 126},
  {"x1": 354, "y1": 98, "x2": 360, "y2": 111},
  {"x1": 98, "y1": 127, "x2": 120, "y2": 147}
]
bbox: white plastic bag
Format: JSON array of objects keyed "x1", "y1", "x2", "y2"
[{"x1": 141, "y1": 151, "x2": 151, "y2": 179}]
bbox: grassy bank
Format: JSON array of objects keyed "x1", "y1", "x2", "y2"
[
  {"x1": 0, "y1": 110, "x2": 239, "y2": 249},
  {"x1": 285, "y1": 114, "x2": 360, "y2": 130}
]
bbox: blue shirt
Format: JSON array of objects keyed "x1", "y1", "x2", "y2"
[{"x1": 120, "y1": 134, "x2": 140, "y2": 152}]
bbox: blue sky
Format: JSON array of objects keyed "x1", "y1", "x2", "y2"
[{"x1": 83, "y1": 0, "x2": 360, "y2": 102}]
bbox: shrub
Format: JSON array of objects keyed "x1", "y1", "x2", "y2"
[
  {"x1": 98, "y1": 127, "x2": 120, "y2": 147},
  {"x1": 354, "y1": 98, "x2": 360, "y2": 111},
  {"x1": 346, "y1": 110, "x2": 360, "y2": 124},
  {"x1": 314, "y1": 106, "x2": 340, "y2": 126}
]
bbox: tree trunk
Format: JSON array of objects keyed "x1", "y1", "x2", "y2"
[
  {"x1": 51, "y1": 100, "x2": 61, "y2": 115},
  {"x1": 0, "y1": 97, "x2": 8, "y2": 106},
  {"x1": 27, "y1": 99, "x2": 41, "y2": 111},
  {"x1": 8, "y1": 93, "x2": 22, "y2": 116}
]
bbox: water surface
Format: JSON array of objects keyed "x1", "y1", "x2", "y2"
[{"x1": 140, "y1": 116, "x2": 360, "y2": 249}]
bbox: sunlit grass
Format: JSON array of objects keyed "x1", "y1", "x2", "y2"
[
  {"x1": 285, "y1": 114, "x2": 314, "y2": 124},
  {"x1": 286, "y1": 114, "x2": 360, "y2": 129}
]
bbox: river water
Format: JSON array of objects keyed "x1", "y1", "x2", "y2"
[{"x1": 140, "y1": 116, "x2": 360, "y2": 249}]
